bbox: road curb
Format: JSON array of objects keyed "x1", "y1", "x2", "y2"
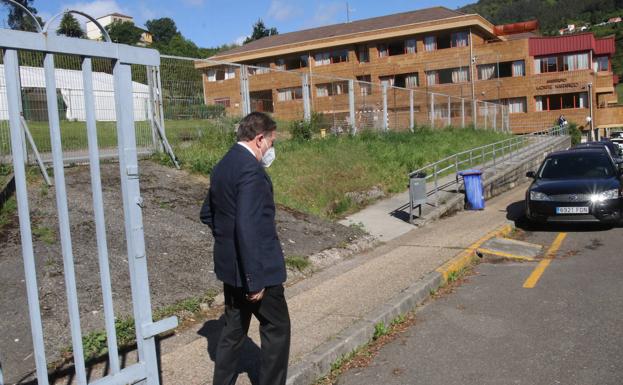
[
  {"x1": 286, "y1": 222, "x2": 515, "y2": 385},
  {"x1": 436, "y1": 222, "x2": 515, "y2": 281}
]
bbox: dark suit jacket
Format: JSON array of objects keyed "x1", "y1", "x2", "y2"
[{"x1": 200, "y1": 144, "x2": 286, "y2": 292}]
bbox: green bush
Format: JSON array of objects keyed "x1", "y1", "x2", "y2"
[
  {"x1": 568, "y1": 122, "x2": 582, "y2": 145},
  {"x1": 288, "y1": 120, "x2": 314, "y2": 141},
  {"x1": 163, "y1": 102, "x2": 225, "y2": 120}
]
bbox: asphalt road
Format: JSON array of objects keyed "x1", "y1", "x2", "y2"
[{"x1": 338, "y1": 202, "x2": 623, "y2": 385}]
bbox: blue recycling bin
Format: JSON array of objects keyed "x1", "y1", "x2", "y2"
[{"x1": 458, "y1": 169, "x2": 484, "y2": 210}]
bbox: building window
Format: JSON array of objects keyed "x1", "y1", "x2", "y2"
[
  {"x1": 214, "y1": 98, "x2": 230, "y2": 107},
  {"x1": 426, "y1": 71, "x2": 439, "y2": 85},
  {"x1": 594, "y1": 56, "x2": 609, "y2": 72},
  {"x1": 314, "y1": 52, "x2": 330, "y2": 66},
  {"x1": 535, "y1": 92, "x2": 588, "y2": 111},
  {"x1": 512, "y1": 60, "x2": 525, "y2": 76},
  {"x1": 451, "y1": 31, "x2": 469, "y2": 47},
  {"x1": 248, "y1": 62, "x2": 270, "y2": 75},
  {"x1": 379, "y1": 75, "x2": 394, "y2": 88},
  {"x1": 357, "y1": 75, "x2": 372, "y2": 96},
  {"x1": 395, "y1": 72, "x2": 419, "y2": 88},
  {"x1": 225, "y1": 67, "x2": 236, "y2": 80},
  {"x1": 491, "y1": 97, "x2": 527, "y2": 113},
  {"x1": 314, "y1": 50, "x2": 348, "y2": 66},
  {"x1": 535, "y1": 54, "x2": 588, "y2": 74},
  {"x1": 275, "y1": 58, "x2": 286, "y2": 70},
  {"x1": 377, "y1": 40, "x2": 412, "y2": 57},
  {"x1": 405, "y1": 39, "x2": 417, "y2": 54},
  {"x1": 316, "y1": 81, "x2": 348, "y2": 97},
  {"x1": 563, "y1": 53, "x2": 589, "y2": 71},
  {"x1": 330, "y1": 49, "x2": 349, "y2": 64},
  {"x1": 207, "y1": 68, "x2": 232, "y2": 82},
  {"x1": 357, "y1": 45, "x2": 369, "y2": 63},
  {"x1": 424, "y1": 36, "x2": 436, "y2": 52},
  {"x1": 276, "y1": 55, "x2": 309, "y2": 70},
  {"x1": 478, "y1": 60, "x2": 525, "y2": 80},
  {"x1": 277, "y1": 87, "x2": 303, "y2": 101}
]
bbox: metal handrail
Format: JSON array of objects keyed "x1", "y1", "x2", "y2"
[{"x1": 408, "y1": 125, "x2": 569, "y2": 218}]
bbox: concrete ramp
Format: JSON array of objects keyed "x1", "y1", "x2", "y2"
[{"x1": 477, "y1": 237, "x2": 543, "y2": 262}]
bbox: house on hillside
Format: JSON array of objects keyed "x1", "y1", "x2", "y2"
[
  {"x1": 607, "y1": 17, "x2": 622, "y2": 24},
  {"x1": 85, "y1": 13, "x2": 152, "y2": 46}
]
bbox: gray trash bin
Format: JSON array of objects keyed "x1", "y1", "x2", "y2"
[{"x1": 409, "y1": 171, "x2": 427, "y2": 222}]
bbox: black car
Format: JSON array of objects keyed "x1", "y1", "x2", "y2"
[
  {"x1": 525, "y1": 149, "x2": 622, "y2": 224},
  {"x1": 572, "y1": 140, "x2": 623, "y2": 164}
]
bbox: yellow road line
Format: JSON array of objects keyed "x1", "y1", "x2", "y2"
[
  {"x1": 523, "y1": 232, "x2": 567, "y2": 288},
  {"x1": 476, "y1": 248, "x2": 537, "y2": 261}
]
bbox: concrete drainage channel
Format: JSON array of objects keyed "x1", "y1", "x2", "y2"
[{"x1": 0, "y1": 173, "x2": 15, "y2": 211}]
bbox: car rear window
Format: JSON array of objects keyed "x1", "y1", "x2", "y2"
[{"x1": 538, "y1": 153, "x2": 616, "y2": 179}]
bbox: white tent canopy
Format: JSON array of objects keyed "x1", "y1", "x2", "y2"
[{"x1": 0, "y1": 65, "x2": 150, "y2": 121}]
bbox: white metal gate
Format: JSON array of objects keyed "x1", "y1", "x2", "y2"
[{"x1": 0, "y1": 7, "x2": 176, "y2": 385}]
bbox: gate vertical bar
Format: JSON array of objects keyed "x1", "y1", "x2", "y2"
[
  {"x1": 146, "y1": 66, "x2": 158, "y2": 150},
  {"x1": 302, "y1": 73, "x2": 311, "y2": 122},
  {"x1": 113, "y1": 59, "x2": 159, "y2": 385},
  {"x1": 152, "y1": 67, "x2": 167, "y2": 141},
  {"x1": 348, "y1": 79, "x2": 356, "y2": 134},
  {"x1": 409, "y1": 90, "x2": 414, "y2": 132},
  {"x1": 82, "y1": 57, "x2": 121, "y2": 375},
  {"x1": 240, "y1": 65, "x2": 251, "y2": 116},
  {"x1": 44, "y1": 52, "x2": 88, "y2": 385},
  {"x1": 4, "y1": 48, "x2": 50, "y2": 385},
  {"x1": 382, "y1": 83, "x2": 388, "y2": 131},
  {"x1": 484, "y1": 102, "x2": 488, "y2": 130},
  {"x1": 447, "y1": 95, "x2": 451, "y2": 127}
]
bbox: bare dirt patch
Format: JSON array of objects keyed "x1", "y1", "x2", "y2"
[{"x1": 0, "y1": 160, "x2": 365, "y2": 383}]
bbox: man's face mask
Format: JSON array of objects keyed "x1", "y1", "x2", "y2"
[{"x1": 260, "y1": 135, "x2": 276, "y2": 168}]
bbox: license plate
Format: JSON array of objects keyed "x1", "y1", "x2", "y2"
[{"x1": 556, "y1": 207, "x2": 589, "y2": 214}]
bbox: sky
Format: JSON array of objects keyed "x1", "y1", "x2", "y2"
[{"x1": 28, "y1": 0, "x2": 475, "y2": 48}]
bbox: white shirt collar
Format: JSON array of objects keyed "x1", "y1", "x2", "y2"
[{"x1": 237, "y1": 142, "x2": 257, "y2": 159}]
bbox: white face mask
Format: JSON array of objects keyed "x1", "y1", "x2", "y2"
[
  {"x1": 261, "y1": 146, "x2": 276, "y2": 168},
  {"x1": 260, "y1": 137, "x2": 276, "y2": 168}
]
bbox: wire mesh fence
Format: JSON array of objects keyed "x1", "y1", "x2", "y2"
[{"x1": 0, "y1": 52, "x2": 511, "y2": 163}]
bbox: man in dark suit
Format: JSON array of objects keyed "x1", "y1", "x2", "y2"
[{"x1": 200, "y1": 112, "x2": 290, "y2": 385}]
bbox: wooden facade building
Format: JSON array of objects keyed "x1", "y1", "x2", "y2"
[{"x1": 196, "y1": 6, "x2": 623, "y2": 133}]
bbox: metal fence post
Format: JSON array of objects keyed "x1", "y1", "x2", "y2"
[
  {"x1": 461, "y1": 97, "x2": 465, "y2": 128},
  {"x1": 430, "y1": 93, "x2": 435, "y2": 129},
  {"x1": 302, "y1": 73, "x2": 311, "y2": 123},
  {"x1": 382, "y1": 83, "x2": 388, "y2": 131},
  {"x1": 4, "y1": 47, "x2": 50, "y2": 385},
  {"x1": 239, "y1": 64, "x2": 251, "y2": 116},
  {"x1": 348, "y1": 79, "x2": 356, "y2": 134},
  {"x1": 409, "y1": 89, "x2": 414, "y2": 132},
  {"x1": 434, "y1": 163, "x2": 439, "y2": 206},
  {"x1": 473, "y1": 98, "x2": 477, "y2": 128},
  {"x1": 484, "y1": 102, "x2": 488, "y2": 130},
  {"x1": 447, "y1": 95, "x2": 451, "y2": 127},
  {"x1": 146, "y1": 66, "x2": 159, "y2": 151},
  {"x1": 493, "y1": 104, "x2": 498, "y2": 132}
]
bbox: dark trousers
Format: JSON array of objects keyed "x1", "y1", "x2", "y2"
[{"x1": 213, "y1": 284, "x2": 291, "y2": 385}]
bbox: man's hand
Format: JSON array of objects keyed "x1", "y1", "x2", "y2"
[{"x1": 246, "y1": 289, "x2": 265, "y2": 302}]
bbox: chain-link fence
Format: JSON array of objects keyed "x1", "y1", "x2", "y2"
[
  {"x1": 0, "y1": 52, "x2": 510, "y2": 163},
  {"x1": 0, "y1": 49, "x2": 157, "y2": 162}
]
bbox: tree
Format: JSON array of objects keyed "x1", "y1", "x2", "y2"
[
  {"x1": 56, "y1": 13, "x2": 85, "y2": 38},
  {"x1": 105, "y1": 20, "x2": 143, "y2": 45},
  {"x1": 145, "y1": 17, "x2": 178, "y2": 43},
  {"x1": 244, "y1": 18, "x2": 278, "y2": 44},
  {"x1": 7, "y1": 0, "x2": 43, "y2": 32}
]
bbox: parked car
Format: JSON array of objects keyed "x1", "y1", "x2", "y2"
[
  {"x1": 611, "y1": 137, "x2": 623, "y2": 153},
  {"x1": 572, "y1": 140, "x2": 623, "y2": 164},
  {"x1": 525, "y1": 148, "x2": 622, "y2": 224}
]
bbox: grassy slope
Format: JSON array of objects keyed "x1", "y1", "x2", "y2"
[{"x1": 166, "y1": 127, "x2": 511, "y2": 218}]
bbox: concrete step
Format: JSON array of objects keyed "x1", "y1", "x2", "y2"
[{"x1": 477, "y1": 236, "x2": 543, "y2": 262}]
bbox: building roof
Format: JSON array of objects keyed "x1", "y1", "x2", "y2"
[
  {"x1": 212, "y1": 7, "x2": 465, "y2": 59},
  {"x1": 529, "y1": 33, "x2": 616, "y2": 56},
  {"x1": 97, "y1": 12, "x2": 133, "y2": 20}
]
